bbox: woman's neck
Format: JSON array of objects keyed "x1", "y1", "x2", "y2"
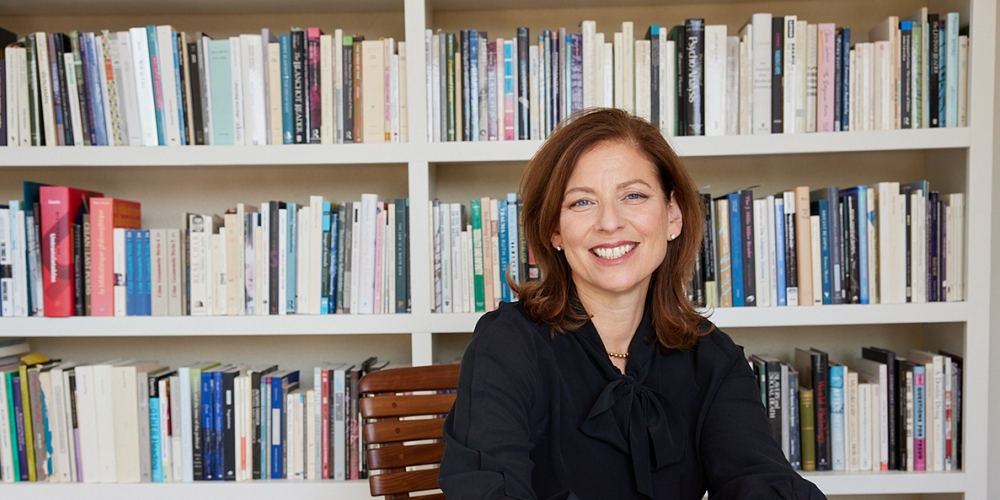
[{"x1": 577, "y1": 287, "x2": 647, "y2": 355}]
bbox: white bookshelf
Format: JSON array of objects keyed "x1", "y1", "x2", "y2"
[{"x1": 1, "y1": 0, "x2": 994, "y2": 498}]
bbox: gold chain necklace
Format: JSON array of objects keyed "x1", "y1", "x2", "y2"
[{"x1": 607, "y1": 350, "x2": 629, "y2": 359}]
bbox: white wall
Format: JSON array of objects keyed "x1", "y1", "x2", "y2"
[{"x1": 990, "y1": 2, "x2": 1000, "y2": 495}]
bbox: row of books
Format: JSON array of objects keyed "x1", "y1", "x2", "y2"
[
  {"x1": 0, "y1": 26, "x2": 409, "y2": 147},
  {"x1": 425, "y1": 8, "x2": 967, "y2": 143},
  {"x1": 689, "y1": 182, "x2": 965, "y2": 309},
  {"x1": 429, "y1": 196, "x2": 534, "y2": 313},
  {"x1": 759, "y1": 346, "x2": 962, "y2": 473},
  {"x1": 0, "y1": 342, "x2": 389, "y2": 483},
  {"x1": 0, "y1": 182, "x2": 412, "y2": 317}
]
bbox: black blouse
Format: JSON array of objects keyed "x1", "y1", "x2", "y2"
[{"x1": 438, "y1": 301, "x2": 827, "y2": 500}]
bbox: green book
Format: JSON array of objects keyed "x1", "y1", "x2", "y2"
[
  {"x1": 445, "y1": 33, "x2": 456, "y2": 142},
  {"x1": 395, "y1": 198, "x2": 409, "y2": 313},
  {"x1": 471, "y1": 200, "x2": 485, "y2": 311},
  {"x1": 799, "y1": 386, "x2": 816, "y2": 471},
  {"x1": 6, "y1": 372, "x2": 21, "y2": 481},
  {"x1": 24, "y1": 34, "x2": 42, "y2": 146},
  {"x1": 207, "y1": 39, "x2": 234, "y2": 145}
]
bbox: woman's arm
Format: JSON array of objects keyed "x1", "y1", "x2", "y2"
[
  {"x1": 439, "y1": 312, "x2": 576, "y2": 500},
  {"x1": 698, "y1": 335, "x2": 828, "y2": 500}
]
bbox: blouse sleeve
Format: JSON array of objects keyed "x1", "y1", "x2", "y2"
[
  {"x1": 438, "y1": 312, "x2": 579, "y2": 500},
  {"x1": 699, "y1": 336, "x2": 828, "y2": 500}
]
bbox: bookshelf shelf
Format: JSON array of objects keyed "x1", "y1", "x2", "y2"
[
  {"x1": 803, "y1": 471, "x2": 966, "y2": 495},
  {"x1": 0, "y1": 0, "x2": 403, "y2": 17},
  {"x1": 0, "y1": 480, "x2": 374, "y2": 499}
]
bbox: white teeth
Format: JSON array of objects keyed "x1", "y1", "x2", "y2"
[{"x1": 593, "y1": 244, "x2": 635, "y2": 259}]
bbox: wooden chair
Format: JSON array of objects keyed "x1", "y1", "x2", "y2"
[{"x1": 359, "y1": 363, "x2": 461, "y2": 499}]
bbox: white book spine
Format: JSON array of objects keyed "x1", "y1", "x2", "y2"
[
  {"x1": 783, "y1": 16, "x2": 798, "y2": 133},
  {"x1": 450, "y1": 204, "x2": 464, "y2": 313},
  {"x1": 622, "y1": 22, "x2": 634, "y2": 113},
  {"x1": 15, "y1": 47, "x2": 29, "y2": 146},
  {"x1": 613, "y1": 32, "x2": 624, "y2": 110},
  {"x1": 738, "y1": 32, "x2": 751, "y2": 135},
  {"x1": 297, "y1": 207, "x2": 310, "y2": 314},
  {"x1": 217, "y1": 229, "x2": 227, "y2": 316},
  {"x1": 11, "y1": 208, "x2": 27, "y2": 316},
  {"x1": 179, "y1": 368, "x2": 194, "y2": 482},
  {"x1": 0, "y1": 208, "x2": 12, "y2": 317},
  {"x1": 309, "y1": 196, "x2": 324, "y2": 315},
  {"x1": 332, "y1": 369, "x2": 346, "y2": 480},
  {"x1": 110, "y1": 366, "x2": 140, "y2": 483},
  {"x1": 334, "y1": 29, "x2": 344, "y2": 144},
  {"x1": 766, "y1": 195, "x2": 778, "y2": 307},
  {"x1": 725, "y1": 36, "x2": 739, "y2": 136},
  {"x1": 957, "y1": 35, "x2": 968, "y2": 126},
  {"x1": 4, "y1": 47, "x2": 19, "y2": 146},
  {"x1": 750, "y1": 14, "x2": 772, "y2": 134},
  {"x1": 151, "y1": 229, "x2": 168, "y2": 316},
  {"x1": 859, "y1": 382, "x2": 872, "y2": 471},
  {"x1": 267, "y1": 42, "x2": 282, "y2": 145},
  {"x1": 156, "y1": 26, "x2": 181, "y2": 145},
  {"x1": 199, "y1": 35, "x2": 214, "y2": 144},
  {"x1": 76, "y1": 366, "x2": 101, "y2": 483},
  {"x1": 582, "y1": 20, "x2": 595, "y2": 108},
  {"x1": 704, "y1": 25, "x2": 727, "y2": 136},
  {"x1": 306, "y1": 389, "x2": 316, "y2": 480},
  {"x1": 260, "y1": 204, "x2": 270, "y2": 315},
  {"x1": 658, "y1": 31, "x2": 668, "y2": 134},
  {"x1": 129, "y1": 28, "x2": 159, "y2": 146},
  {"x1": 425, "y1": 30, "x2": 433, "y2": 142},
  {"x1": 278, "y1": 210, "x2": 287, "y2": 315},
  {"x1": 113, "y1": 228, "x2": 127, "y2": 316},
  {"x1": 795, "y1": 21, "x2": 808, "y2": 133},
  {"x1": 229, "y1": 37, "x2": 245, "y2": 145},
  {"x1": 664, "y1": 40, "x2": 675, "y2": 136},
  {"x1": 529, "y1": 45, "x2": 539, "y2": 140},
  {"x1": 50, "y1": 367, "x2": 72, "y2": 482},
  {"x1": 359, "y1": 194, "x2": 378, "y2": 314},
  {"x1": 248, "y1": 35, "x2": 268, "y2": 146},
  {"x1": 806, "y1": 24, "x2": 818, "y2": 133},
  {"x1": 634, "y1": 40, "x2": 651, "y2": 122},
  {"x1": 603, "y1": 41, "x2": 614, "y2": 109},
  {"x1": 94, "y1": 364, "x2": 118, "y2": 483},
  {"x1": 35, "y1": 33, "x2": 57, "y2": 146},
  {"x1": 116, "y1": 31, "x2": 141, "y2": 146},
  {"x1": 321, "y1": 34, "x2": 334, "y2": 144},
  {"x1": 752, "y1": 199, "x2": 770, "y2": 307},
  {"x1": 390, "y1": 53, "x2": 400, "y2": 142}
]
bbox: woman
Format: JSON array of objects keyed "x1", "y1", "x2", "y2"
[{"x1": 438, "y1": 108, "x2": 826, "y2": 500}]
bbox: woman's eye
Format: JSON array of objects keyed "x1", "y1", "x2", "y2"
[
  {"x1": 625, "y1": 193, "x2": 647, "y2": 201},
  {"x1": 569, "y1": 199, "x2": 592, "y2": 208}
]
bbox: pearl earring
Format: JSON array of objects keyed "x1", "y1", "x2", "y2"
[
  {"x1": 556, "y1": 246, "x2": 562, "y2": 251},
  {"x1": 669, "y1": 234, "x2": 676, "y2": 240}
]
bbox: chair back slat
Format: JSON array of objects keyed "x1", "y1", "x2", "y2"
[
  {"x1": 369, "y1": 468, "x2": 441, "y2": 497},
  {"x1": 364, "y1": 418, "x2": 445, "y2": 445},
  {"x1": 367, "y1": 442, "x2": 446, "y2": 469},
  {"x1": 359, "y1": 364, "x2": 461, "y2": 393},
  {"x1": 361, "y1": 364, "x2": 460, "y2": 499},
  {"x1": 360, "y1": 393, "x2": 456, "y2": 419}
]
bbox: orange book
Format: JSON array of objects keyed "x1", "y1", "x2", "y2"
[
  {"x1": 40, "y1": 186, "x2": 104, "y2": 317},
  {"x1": 89, "y1": 198, "x2": 141, "y2": 316}
]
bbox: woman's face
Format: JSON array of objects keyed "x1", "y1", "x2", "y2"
[{"x1": 551, "y1": 141, "x2": 683, "y2": 303}]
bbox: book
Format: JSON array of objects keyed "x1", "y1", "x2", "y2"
[{"x1": 39, "y1": 186, "x2": 104, "y2": 317}]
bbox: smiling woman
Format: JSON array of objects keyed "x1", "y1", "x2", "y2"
[{"x1": 438, "y1": 108, "x2": 827, "y2": 500}]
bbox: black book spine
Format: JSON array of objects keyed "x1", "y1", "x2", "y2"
[
  {"x1": 929, "y1": 192, "x2": 940, "y2": 301},
  {"x1": 250, "y1": 370, "x2": 262, "y2": 479},
  {"x1": 701, "y1": 193, "x2": 715, "y2": 286},
  {"x1": 685, "y1": 19, "x2": 705, "y2": 136},
  {"x1": 691, "y1": 241, "x2": 704, "y2": 305},
  {"x1": 187, "y1": 42, "x2": 205, "y2": 145},
  {"x1": 811, "y1": 352, "x2": 831, "y2": 471},
  {"x1": 0, "y1": 63, "x2": 6, "y2": 146},
  {"x1": 268, "y1": 201, "x2": 282, "y2": 314},
  {"x1": 896, "y1": 358, "x2": 909, "y2": 470},
  {"x1": 192, "y1": 372, "x2": 204, "y2": 480},
  {"x1": 902, "y1": 187, "x2": 913, "y2": 302},
  {"x1": 773, "y1": 17, "x2": 785, "y2": 133},
  {"x1": 517, "y1": 27, "x2": 530, "y2": 139},
  {"x1": 342, "y1": 40, "x2": 354, "y2": 143},
  {"x1": 784, "y1": 200, "x2": 799, "y2": 294},
  {"x1": 741, "y1": 190, "x2": 756, "y2": 306},
  {"x1": 307, "y1": 31, "x2": 321, "y2": 144},
  {"x1": 833, "y1": 28, "x2": 843, "y2": 132},
  {"x1": 901, "y1": 27, "x2": 912, "y2": 129},
  {"x1": 928, "y1": 14, "x2": 941, "y2": 127},
  {"x1": 550, "y1": 32, "x2": 560, "y2": 125},
  {"x1": 73, "y1": 216, "x2": 84, "y2": 315},
  {"x1": 291, "y1": 30, "x2": 307, "y2": 144},
  {"x1": 55, "y1": 34, "x2": 74, "y2": 146},
  {"x1": 460, "y1": 30, "x2": 470, "y2": 141},
  {"x1": 671, "y1": 25, "x2": 686, "y2": 135},
  {"x1": 223, "y1": 370, "x2": 236, "y2": 480},
  {"x1": 844, "y1": 194, "x2": 859, "y2": 303},
  {"x1": 766, "y1": 359, "x2": 783, "y2": 445},
  {"x1": 445, "y1": 33, "x2": 456, "y2": 142},
  {"x1": 840, "y1": 28, "x2": 851, "y2": 131},
  {"x1": 175, "y1": 35, "x2": 190, "y2": 145}
]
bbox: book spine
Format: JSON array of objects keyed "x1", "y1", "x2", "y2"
[
  {"x1": 813, "y1": 353, "x2": 831, "y2": 470},
  {"x1": 517, "y1": 27, "x2": 530, "y2": 139},
  {"x1": 800, "y1": 387, "x2": 815, "y2": 471},
  {"x1": 307, "y1": 28, "x2": 321, "y2": 144},
  {"x1": 290, "y1": 30, "x2": 306, "y2": 144},
  {"x1": 771, "y1": 18, "x2": 784, "y2": 133},
  {"x1": 914, "y1": 366, "x2": 926, "y2": 470},
  {"x1": 830, "y1": 365, "x2": 845, "y2": 470},
  {"x1": 928, "y1": 14, "x2": 940, "y2": 127},
  {"x1": 728, "y1": 192, "x2": 743, "y2": 306},
  {"x1": 741, "y1": 190, "x2": 756, "y2": 306}
]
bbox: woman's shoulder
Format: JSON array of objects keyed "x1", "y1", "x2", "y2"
[
  {"x1": 690, "y1": 319, "x2": 747, "y2": 364},
  {"x1": 467, "y1": 301, "x2": 551, "y2": 358}
]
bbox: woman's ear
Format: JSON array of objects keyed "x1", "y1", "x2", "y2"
[
  {"x1": 667, "y1": 191, "x2": 683, "y2": 239},
  {"x1": 550, "y1": 232, "x2": 562, "y2": 251}
]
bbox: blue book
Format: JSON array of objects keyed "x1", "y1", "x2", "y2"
[
  {"x1": 172, "y1": 32, "x2": 186, "y2": 145},
  {"x1": 774, "y1": 197, "x2": 787, "y2": 306},
  {"x1": 141, "y1": 230, "x2": 152, "y2": 315},
  {"x1": 469, "y1": 30, "x2": 479, "y2": 140},
  {"x1": 321, "y1": 201, "x2": 331, "y2": 314},
  {"x1": 506, "y1": 193, "x2": 520, "y2": 292},
  {"x1": 146, "y1": 26, "x2": 166, "y2": 145},
  {"x1": 269, "y1": 370, "x2": 300, "y2": 479},
  {"x1": 728, "y1": 192, "x2": 744, "y2": 307},
  {"x1": 497, "y1": 199, "x2": 509, "y2": 302},
  {"x1": 829, "y1": 364, "x2": 845, "y2": 471},
  {"x1": 200, "y1": 370, "x2": 215, "y2": 480},
  {"x1": 913, "y1": 363, "x2": 927, "y2": 468},
  {"x1": 938, "y1": 18, "x2": 947, "y2": 127},
  {"x1": 818, "y1": 199, "x2": 831, "y2": 304},
  {"x1": 944, "y1": 12, "x2": 959, "y2": 127},
  {"x1": 86, "y1": 33, "x2": 108, "y2": 146},
  {"x1": 259, "y1": 374, "x2": 269, "y2": 477},
  {"x1": 207, "y1": 39, "x2": 234, "y2": 145},
  {"x1": 286, "y1": 203, "x2": 297, "y2": 313},
  {"x1": 279, "y1": 34, "x2": 293, "y2": 144},
  {"x1": 213, "y1": 369, "x2": 225, "y2": 480},
  {"x1": 126, "y1": 230, "x2": 137, "y2": 315}
]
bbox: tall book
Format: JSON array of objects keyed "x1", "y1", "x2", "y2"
[
  {"x1": 89, "y1": 198, "x2": 141, "y2": 317},
  {"x1": 795, "y1": 347, "x2": 831, "y2": 470},
  {"x1": 40, "y1": 186, "x2": 104, "y2": 317}
]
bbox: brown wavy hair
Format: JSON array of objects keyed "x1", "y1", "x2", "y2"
[{"x1": 512, "y1": 108, "x2": 709, "y2": 352}]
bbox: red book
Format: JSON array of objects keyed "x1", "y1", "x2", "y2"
[
  {"x1": 89, "y1": 198, "x2": 141, "y2": 316},
  {"x1": 320, "y1": 368, "x2": 330, "y2": 479},
  {"x1": 40, "y1": 186, "x2": 104, "y2": 317}
]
